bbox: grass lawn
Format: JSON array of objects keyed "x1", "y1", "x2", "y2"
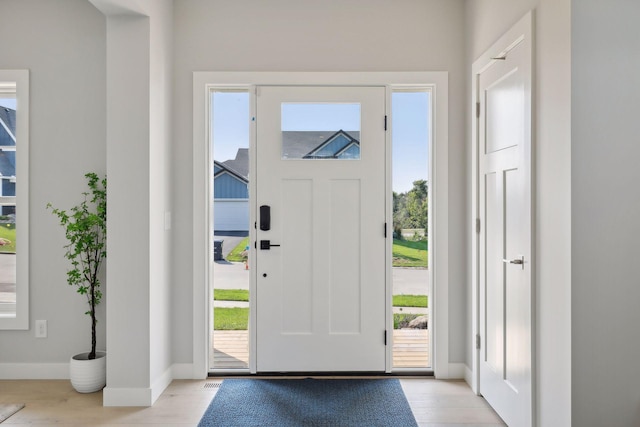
[
  {"x1": 227, "y1": 237, "x2": 427, "y2": 267},
  {"x1": 393, "y1": 238, "x2": 428, "y2": 268},
  {"x1": 393, "y1": 294, "x2": 428, "y2": 308},
  {"x1": 214, "y1": 289, "x2": 249, "y2": 302},
  {"x1": 0, "y1": 223, "x2": 16, "y2": 253},
  {"x1": 226, "y1": 237, "x2": 249, "y2": 262},
  {"x1": 213, "y1": 290, "x2": 428, "y2": 330},
  {"x1": 215, "y1": 308, "x2": 419, "y2": 330},
  {"x1": 214, "y1": 307, "x2": 249, "y2": 330}
]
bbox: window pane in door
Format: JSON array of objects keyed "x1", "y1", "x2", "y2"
[{"x1": 281, "y1": 103, "x2": 361, "y2": 160}]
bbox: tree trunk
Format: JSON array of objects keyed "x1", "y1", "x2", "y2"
[{"x1": 89, "y1": 285, "x2": 96, "y2": 360}]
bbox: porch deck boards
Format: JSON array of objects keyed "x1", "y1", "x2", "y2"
[{"x1": 211, "y1": 329, "x2": 429, "y2": 370}]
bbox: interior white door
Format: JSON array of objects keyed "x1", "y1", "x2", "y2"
[
  {"x1": 255, "y1": 86, "x2": 387, "y2": 372},
  {"x1": 478, "y1": 25, "x2": 533, "y2": 427}
]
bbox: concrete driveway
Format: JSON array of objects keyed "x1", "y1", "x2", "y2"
[{"x1": 213, "y1": 234, "x2": 247, "y2": 259}]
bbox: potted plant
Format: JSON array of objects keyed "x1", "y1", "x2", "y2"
[{"x1": 47, "y1": 172, "x2": 107, "y2": 393}]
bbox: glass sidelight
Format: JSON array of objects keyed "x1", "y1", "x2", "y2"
[
  {"x1": 391, "y1": 90, "x2": 431, "y2": 370},
  {"x1": 210, "y1": 90, "x2": 251, "y2": 371}
]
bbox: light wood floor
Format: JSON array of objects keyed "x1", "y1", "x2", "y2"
[
  {"x1": 0, "y1": 378, "x2": 505, "y2": 426},
  {"x1": 212, "y1": 329, "x2": 429, "y2": 369}
]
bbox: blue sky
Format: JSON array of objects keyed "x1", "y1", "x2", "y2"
[
  {"x1": 0, "y1": 99, "x2": 16, "y2": 109},
  {"x1": 391, "y1": 92, "x2": 430, "y2": 193},
  {"x1": 282, "y1": 103, "x2": 360, "y2": 132},
  {"x1": 211, "y1": 91, "x2": 429, "y2": 193}
]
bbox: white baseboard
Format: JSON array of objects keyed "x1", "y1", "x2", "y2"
[
  {"x1": 171, "y1": 363, "x2": 194, "y2": 379},
  {"x1": 150, "y1": 366, "x2": 173, "y2": 404},
  {"x1": 464, "y1": 365, "x2": 473, "y2": 386},
  {"x1": 0, "y1": 363, "x2": 69, "y2": 379},
  {"x1": 104, "y1": 363, "x2": 199, "y2": 406},
  {"x1": 103, "y1": 387, "x2": 153, "y2": 407},
  {"x1": 447, "y1": 363, "x2": 466, "y2": 379}
]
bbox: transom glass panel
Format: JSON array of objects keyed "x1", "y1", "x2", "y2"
[{"x1": 281, "y1": 103, "x2": 361, "y2": 160}]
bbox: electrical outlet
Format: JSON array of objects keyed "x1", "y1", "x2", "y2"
[{"x1": 35, "y1": 320, "x2": 47, "y2": 338}]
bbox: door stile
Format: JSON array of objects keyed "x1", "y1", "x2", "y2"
[
  {"x1": 249, "y1": 85, "x2": 257, "y2": 373},
  {"x1": 384, "y1": 85, "x2": 393, "y2": 373}
]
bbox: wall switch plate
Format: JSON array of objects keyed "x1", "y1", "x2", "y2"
[{"x1": 35, "y1": 320, "x2": 47, "y2": 338}]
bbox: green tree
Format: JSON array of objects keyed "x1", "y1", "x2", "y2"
[
  {"x1": 406, "y1": 180, "x2": 428, "y2": 230},
  {"x1": 48, "y1": 173, "x2": 107, "y2": 360},
  {"x1": 393, "y1": 180, "x2": 428, "y2": 236},
  {"x1": 393, "y1": 191, "x2": 408, "y2": 237}
]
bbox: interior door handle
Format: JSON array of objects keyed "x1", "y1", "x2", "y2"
[{"x1": 502, "y1": 256, "x2": 524, "y2": 269}]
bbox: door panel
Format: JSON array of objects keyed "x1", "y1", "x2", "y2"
[
  {"x1": 256, "y1": 86, "x2": 387, "y2": 372},
  {"x1": 478, "y1": 19, "x2": 533, "y2": 427},
  {"x1": 484, "y1": 172, "x2": 503, "y2": 374},
  {"x1": 329, "y1": 179, "x2": 361, "y2": 334},
  {"x1": 281, "y1": 179, "x2": 313, "y2": 333}
]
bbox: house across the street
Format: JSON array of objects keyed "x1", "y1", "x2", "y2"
[
  {"x1": 214, "y1": 148, "x2": 249, "y2": 234},
  {"x1": 0, "y1": 107, "x2": 16, "y2": 216}
]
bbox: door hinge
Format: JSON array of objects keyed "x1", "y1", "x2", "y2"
[
  {"x1": 384, "y1": 330, "x2": 388, "y2": 346},
  {"x1": 384, "y1": 115, "x2": 388, "y2": 131},
  {"x1": 254, "y1": 241, "x2": 257, "y2": 249},
  {"x1": 254, "y1": 221, "x2": 257, "y2": 229},
  {"x1": 476, "y1": 218, "x2": 480, "y2": 234},
  {"x1": 476, "y1": 102, "x2": 480, "y2": 118},
  {"x1": 476, "y1": 334, "x2": 481, "y2": 350},
  {"x1": 384, "y1": 222, "x2": 387, "y2": 238}
]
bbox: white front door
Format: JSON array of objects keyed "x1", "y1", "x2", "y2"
[
  {"x1": 477, "y1": 14, "x2": 533, "y2": 427},
  {"x1": 255, "y1": 86, "x2": 387, "y2": 372}
]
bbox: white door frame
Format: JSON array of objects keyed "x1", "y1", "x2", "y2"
[
  {"x1": 471, "y1": 9, "x2": 534, "y2": 409},
  {"x1": 192, "y1": 72, "x2": 449, "y2": 378}
]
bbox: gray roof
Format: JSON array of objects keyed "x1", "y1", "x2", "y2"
[
  {"x1": 282, "y1": 130, "x2": 360, "y2": 159},
  {"x1": 222, "y1": 148, "x2": 249, "y2": 179},
  {"x1": 216, "y1": 131, "x2": 361, "y2": 178},
  {"x1": 0, "y1": 107, "x2": 16, "y2": 147}
]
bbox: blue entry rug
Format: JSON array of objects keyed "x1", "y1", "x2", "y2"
[{"x1": 198, "y1": 378, "x2": 418, "y2": 427}]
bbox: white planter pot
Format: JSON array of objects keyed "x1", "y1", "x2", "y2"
[{"x1": 69, "y1": 351, "x2": 106, "y2": 393}]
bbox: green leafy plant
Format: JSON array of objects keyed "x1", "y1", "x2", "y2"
[{"x1": 47, "y1": 173, "x2": 106, "y2": 360}]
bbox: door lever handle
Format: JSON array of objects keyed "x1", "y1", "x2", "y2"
[
  {"x1": 502, "y1": 256, "x2": 525, "y2": 269},
  {"x1": 260, "y1": 240, "x2": 281, "y2": 250}
]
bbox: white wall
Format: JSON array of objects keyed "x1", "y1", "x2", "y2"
[
  {"x1": 465, "y1": 1, "x2": 571, "y2": 426},
  {"x1": 103, "y1": 13, "x2": 154, "y2": 401},
  {"x1": 98, "y1": 0, "x2": 174, "y2": 405},
  {"x1": 572, "y1": 2, "x2": 640, "y2": 425},
  {"x1": 148, "y1": 0, "x2": 174, "y2": 397},
  {"x1": 0, "y1": 0, "x2": 106, "y2": 370},
  {"x1": 171, "y1": 0, "x2": 468, "y2": 366}
]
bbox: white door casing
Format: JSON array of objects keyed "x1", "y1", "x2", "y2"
[
  {"x1": 255, "y1": 85, "x2": 387, "y2": 372},
  {"x1": 192, "y1": 72, "x2": 448, "y2": 379},
  {"x1": 473, "y1": 12, "x2": 533, "y2": 427}
]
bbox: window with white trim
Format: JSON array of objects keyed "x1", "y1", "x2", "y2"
[{"x1": 0, "y1": 70, "x2": 29, "y2": 330}]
